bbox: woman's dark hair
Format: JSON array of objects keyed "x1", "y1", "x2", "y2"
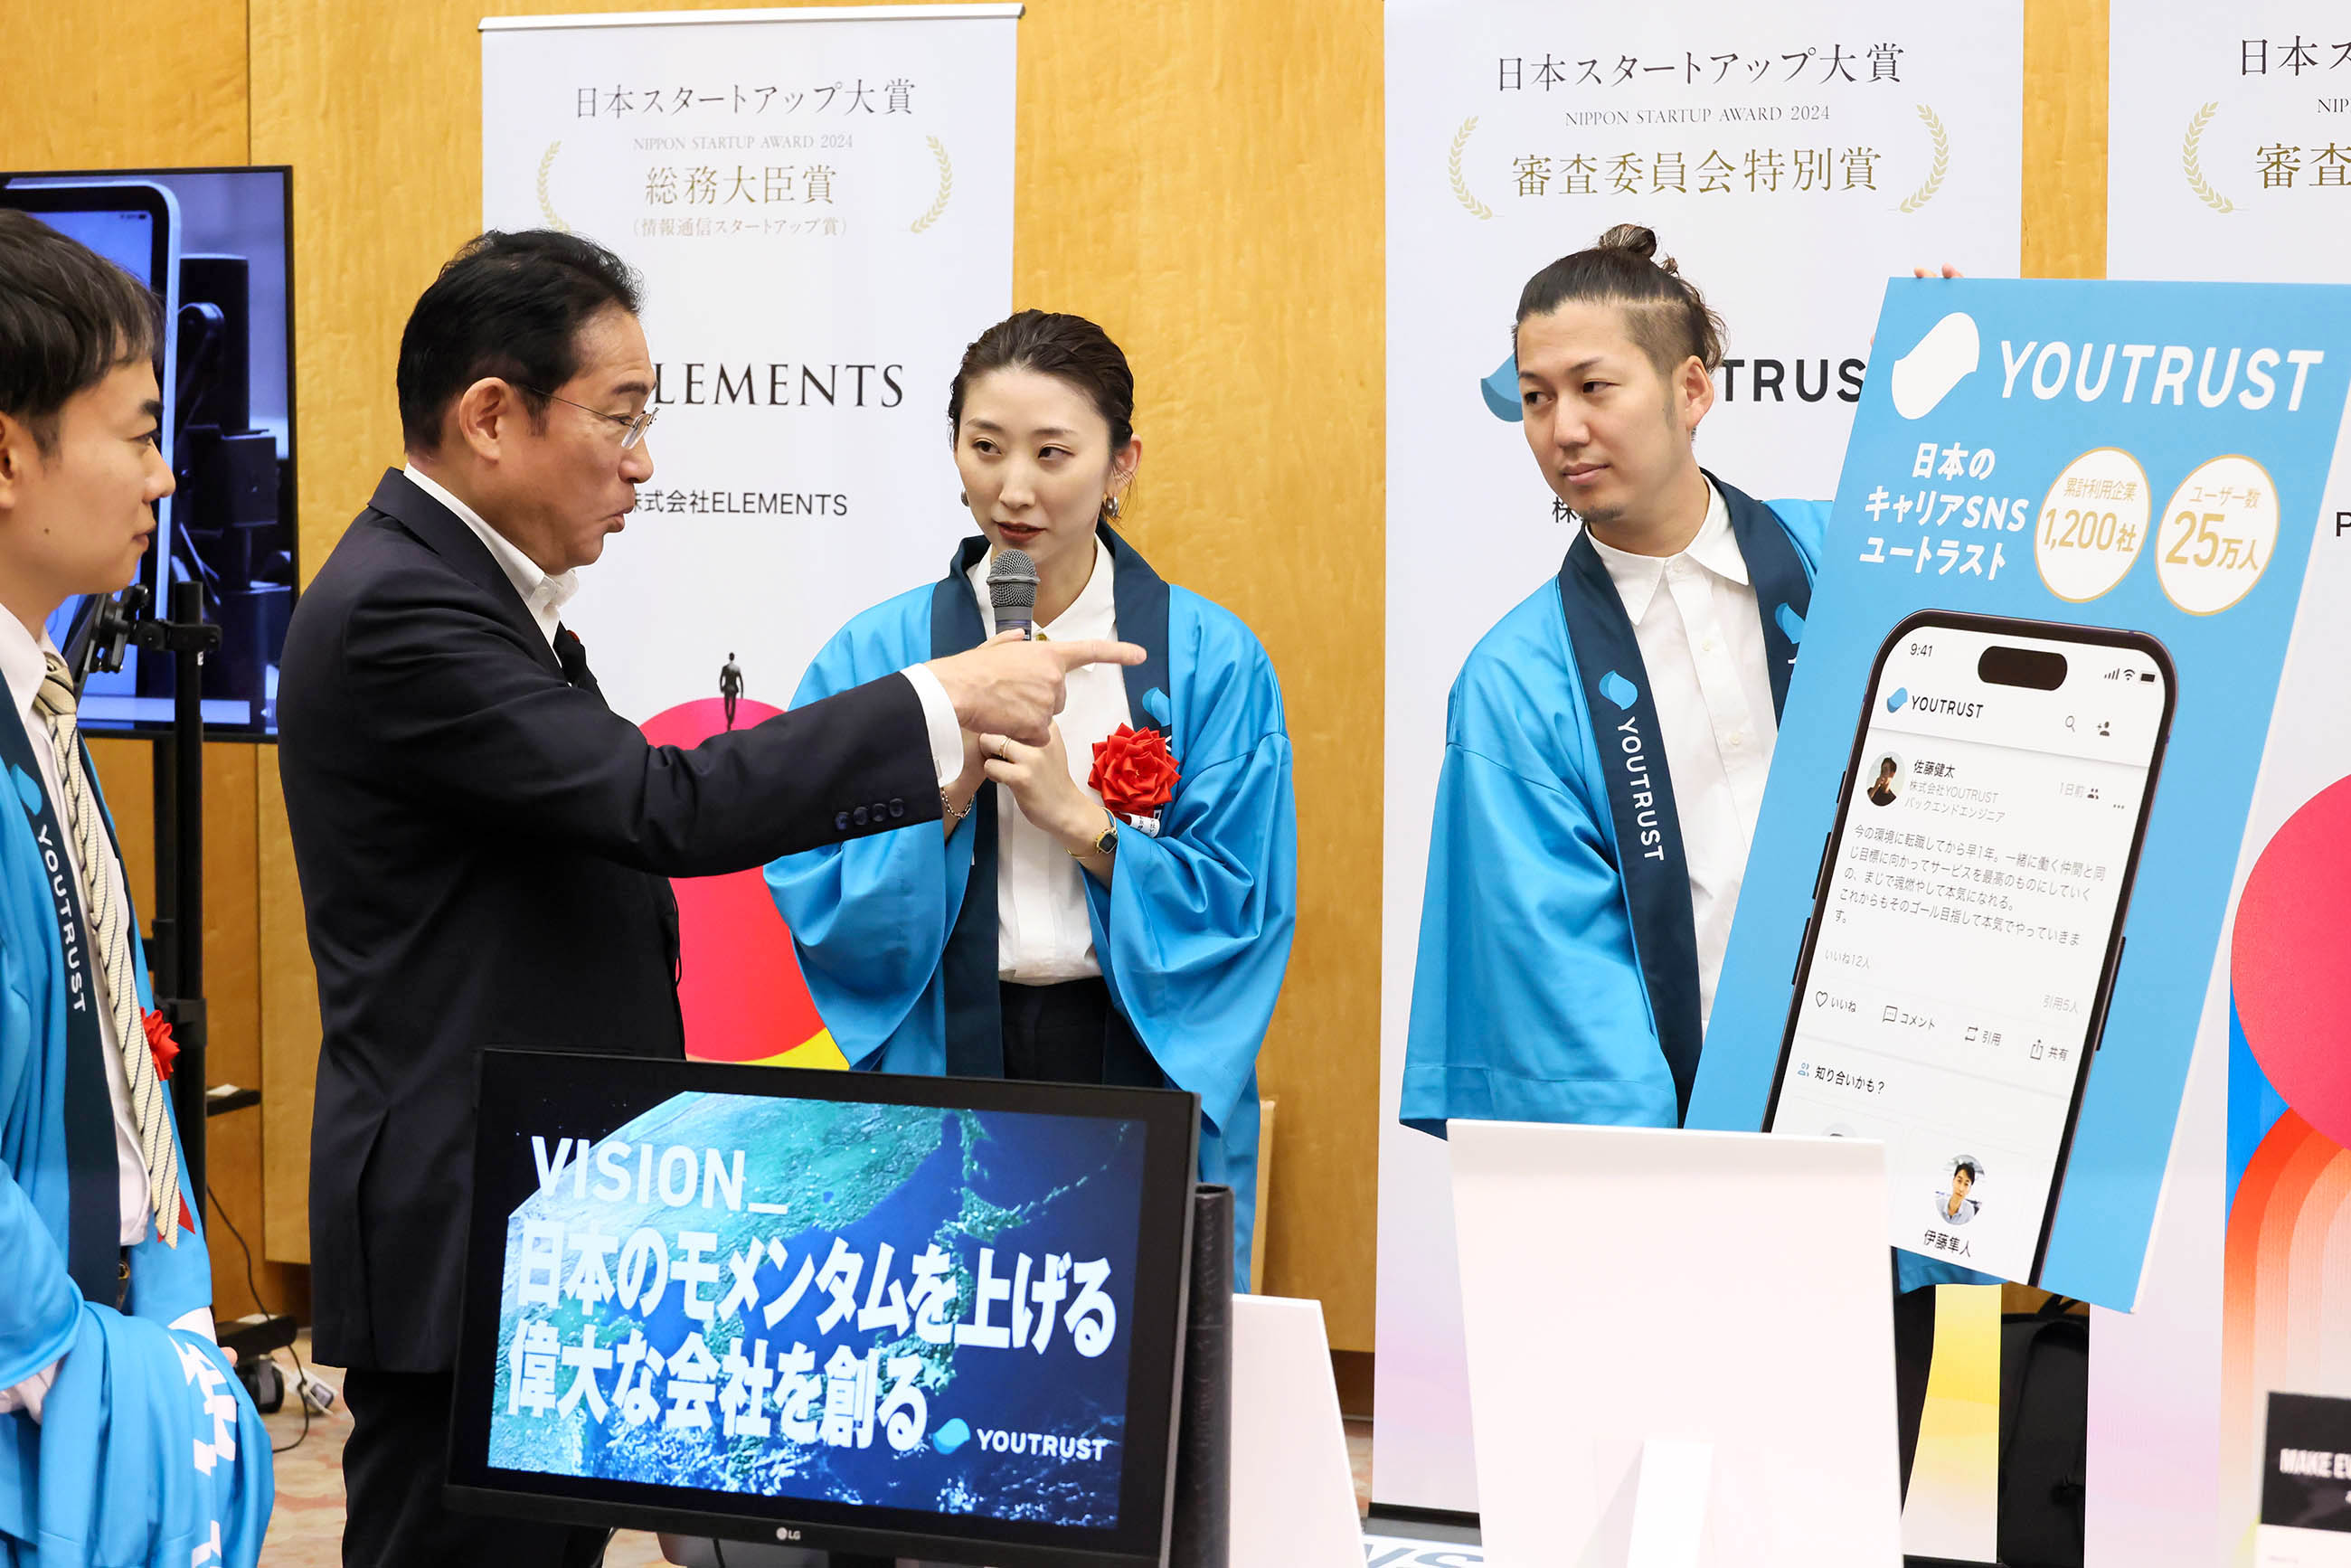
[
  {"x1": 947, "y1": 309, "x2": 1135, "y2": 451},
  {"x1": 397, "y1": 229, "x2": 643, "y2": 451},
  {"x1": 1515, "y1": 223, "x2": 1725, "y2": 377},
  {"x1": 0, "y1": 208, "x2": 163, "y2": 454}
]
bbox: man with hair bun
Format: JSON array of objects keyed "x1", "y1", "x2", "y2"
[
  {"x1": 1401, "y1": 226, "x2": 1970, "y2": 1489},
  {"x1": 1402, "y1": 222, "x2": 1833, "y2": 1137}
]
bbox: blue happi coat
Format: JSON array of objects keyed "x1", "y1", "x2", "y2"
[
  {"x1": 767, "y1": 530, "x2": 1297, "y2": 1280},
  {"x1": 0, "y1": 744, "x2": 272, "y2": 1565},
  {"x1": 1399, "y1": 477, "x2": 1982, "y2": 1292}
]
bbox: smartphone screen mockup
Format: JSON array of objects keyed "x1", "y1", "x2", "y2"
[{"x1": 1764, "y1": 611, "x2": 2176, "y2": 1283}]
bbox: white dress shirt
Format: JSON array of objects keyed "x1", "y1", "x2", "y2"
[
  {"x1": 402, "y1": 466, "x2": 965, "y2": 782},
  {"x1": 404, "y1": 465, "x2": 577, "y2": 647},
  {"x1": 968, "y1": 540, "x2": 1128, "y2": 983},
  {"x1": 0, "y1": 614, "x2": 212, "y2": 1420},
  {"x1": 1585, "y1": 483, "x2": 1777, "y2": 1031}
]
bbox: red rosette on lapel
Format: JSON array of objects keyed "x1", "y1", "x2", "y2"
[
  {"x1": 1089, "y1": 724, "x2": 1180, "y2": 819},
  {"x1": 142, "y1": 1007, "x2": 180, "y2": 1081}
]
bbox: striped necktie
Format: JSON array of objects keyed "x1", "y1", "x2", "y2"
[{"x1": 33, "y1": 653, "x2": 180, "y2": 1248}]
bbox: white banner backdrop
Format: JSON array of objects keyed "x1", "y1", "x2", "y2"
[
  {"x1": 2099, "y1": 12, "x2": 2349, "y2": 1560},
  {"x1": 482, "y1": 4, "x2": 1019, "y2": 727},
  {"x1": 2110, "y1": 1, "x2": 2351, "y2": 284},
  {"x1": 1378, "y1": 0, "x2": 2023, "y2": 1515}
]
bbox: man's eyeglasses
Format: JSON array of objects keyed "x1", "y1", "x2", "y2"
[{"x1": 523, "y1": 386, "x2": 658, "y2": 450}]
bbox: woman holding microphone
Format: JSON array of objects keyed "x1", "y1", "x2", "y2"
[{"x1": 767, "y1": 309, "x2": 1296, "y2": 1280}]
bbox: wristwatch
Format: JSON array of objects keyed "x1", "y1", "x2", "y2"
[{"x1": 1072, "y1": 808, "x2": 1119, "y2": 859}]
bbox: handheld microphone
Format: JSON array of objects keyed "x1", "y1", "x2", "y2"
[{"x1": 987, "y1": 547, "x2": 1039, "y2": 640}]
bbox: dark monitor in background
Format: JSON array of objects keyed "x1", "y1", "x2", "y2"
[
  {"x1": 1, "y1": 166, "x2": 297, "y2": 740},
  {"x1": 453, "y1": 1053, "x2": 1201, "y2": 1568}
]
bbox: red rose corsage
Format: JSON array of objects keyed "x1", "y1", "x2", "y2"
[
  {"x1": 142, "y1": 1007, "x2": 179, "y2": 1082},
  {"x1": 1089, "y1": 724, "x2": 1180, "y2": 825}
]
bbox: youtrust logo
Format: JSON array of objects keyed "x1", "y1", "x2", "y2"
[
  {"x1": 1891, "y1": 313, "x2": 1980, "y2": 420},
  {"x1": 1907, "y1": 693, "x2": 1986, "y2": 719},
  {"x1": 1997, "y1": 339, "x2": 2324, "y2": 411},
  {"x1": 1597, "y1": 671, "x2": 1668, "y2": 864},
  {"x1": 970, "y1": 1429, "x2": 1115, "y2": 1462}
]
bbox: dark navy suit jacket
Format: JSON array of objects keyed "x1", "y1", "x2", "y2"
[{"x1": 279, "y1": 469, "x2": 939, "y2": 1370}]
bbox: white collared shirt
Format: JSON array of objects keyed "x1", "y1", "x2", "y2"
[
  {"x1": 402, "y1": 464, "x2": 578, "y2": 647},
  {"x1": 968, "y1": 540, "x2": 1129, "y2": 983},
  {"x1": 0, "y1": 613, "x2": 212, "y2": 1419},
  {"x1": 1584, "y1": 482, "x2": 1778, "y2": 1031},
  {"x1": 401, "y1": 466, "x2": 966, "y2": 783}
]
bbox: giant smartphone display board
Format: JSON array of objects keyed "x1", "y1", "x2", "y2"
[
  {"x1": 1766, "y1": 611, "x2": 2176, "y2": 1285},
  {"x1": 1693, "y1": 277, "x2": 2351, "y2": 1311},
  {"x1": 451, "y1": 1052, "x2": 1200, "y2": 1568}
]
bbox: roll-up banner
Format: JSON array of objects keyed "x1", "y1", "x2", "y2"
[
  {"x1": 2098, "y1": 8, "x2": 2351, "y2": 1561},
  {"x1": 1379, "y1": 0, "x2": 2022, "y2": 1517},
  {"x1": 483, "y1": 4, "x2": 1018, "y2": 1066}
]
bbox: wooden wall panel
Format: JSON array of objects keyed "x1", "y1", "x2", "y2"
[
  {"x1": 2024, "y1": 0, "x2": 2110, "y2": 280},
  {"x1": 258, "y1": 755, "x2": 318, "y2": 1264},
  {"x1": 1013, "y1": 0, "x2": 1385, "y2": 1346},
  {"x1": 0, "y1": 3, "x2": 250, "y2": 170}
]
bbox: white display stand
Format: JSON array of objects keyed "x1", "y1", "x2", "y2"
[
  {"x1": 1231, "y1": 1294, "x2": 1364, "y2": 1568},
  {"x1": 1448, "y1": 1121, "x2": 1901, "y2": 1568}
]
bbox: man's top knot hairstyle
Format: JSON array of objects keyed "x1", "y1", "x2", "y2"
[
  {"x1": 397, "y1": 229, "x2": 644, "y2": 452},
  {"x1": 0, "y1": 207, "x2": 164, "y2": 454},
  {"x1": 1514, "y1": 222, "x2": 1726, "y2": 377},
  {"x1": 948, "y1": 309, "x2": 1136, "y2": 453}
]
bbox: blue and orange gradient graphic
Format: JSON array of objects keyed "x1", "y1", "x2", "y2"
[{"x1": 2224, "y1": 775, "x2": 2351, "y2": 1554}]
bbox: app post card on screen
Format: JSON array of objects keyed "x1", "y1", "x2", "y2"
[{"x1": 1690, "y1": 278, "x2": 2351, "y2": 1308}]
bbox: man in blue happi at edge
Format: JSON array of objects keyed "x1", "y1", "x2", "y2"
[
  {"x1": 1399, "y1": 224, "x2": 1973, "y2": 1494},
  {"x1": 770, "y1": 311, "x2": 1295, "y2": 1282},
  {"x1": 0, "y1": 212, "x2": 271, "y2": 1565}
]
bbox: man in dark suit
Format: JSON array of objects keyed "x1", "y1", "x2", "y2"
[{"x1": 277, "y1": 230, "x2": 1136, "y2": 1568}]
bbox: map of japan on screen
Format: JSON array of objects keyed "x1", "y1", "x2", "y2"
[{"x1": 486, "y1": 1092, "x2": 1147, "y2": 1528}]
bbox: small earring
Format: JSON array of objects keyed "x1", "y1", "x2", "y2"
[{"x1": 1102, "y1": 496, "x2": 1122, "y2": 521}]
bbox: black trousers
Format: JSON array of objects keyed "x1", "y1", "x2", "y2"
[
  {"x1": 342, "y1": 1368, "x2": 609, "y2": 1568},
  {"x1": 998, "y1": 977, "x2": 1113, "y2": 1083}
]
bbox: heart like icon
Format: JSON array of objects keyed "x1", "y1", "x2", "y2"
[
  {"x1": 1885, "y1": 686, "x2": 1910, "y2": 713},
  {"x1": 1814, "y1": 989, "x2": 1829, "y2": 1007}
]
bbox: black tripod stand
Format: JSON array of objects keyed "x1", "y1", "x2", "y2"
[
  {"x1": 80, "y1": 579, "x2": 224, "y2": 1185},
  {"x1": 78, "y1": 581, "x2": 296, "y2": 1393}
]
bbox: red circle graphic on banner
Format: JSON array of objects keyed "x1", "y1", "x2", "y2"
[
  {"x1": 640, "y1": 695, "x2": 829, "y2": 1063},
  {"x1": 2233, "y1": 774, "x2": 2351, "y2": 1150}
]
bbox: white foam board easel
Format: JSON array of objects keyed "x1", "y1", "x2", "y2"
[
  {"x1": 1449, "y1": 1121, "x2": 1902, "y2": 1568},
  {"x1": 1231, "y1": 1293, "x2": 1364, "y2": 1568}
]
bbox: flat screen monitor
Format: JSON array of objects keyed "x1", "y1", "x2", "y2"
[
  {"x1": 0, "y1": 166, "x2": 297, "y2": 740},
  {"x1": 452, "y1": 1052, "x2": 1200, "y2": 1568}
]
